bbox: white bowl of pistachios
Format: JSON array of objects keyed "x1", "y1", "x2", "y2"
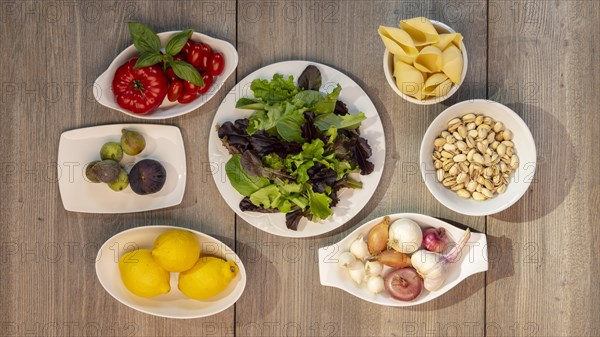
[{"x1": 420, "y1": 99, "x2": 536, "y2": 216}]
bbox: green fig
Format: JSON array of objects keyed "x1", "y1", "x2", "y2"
[
  {"x1": 121, "y1": 129, "x2": 146, "y2": 156},
  {"x1": 91, "y1": 160, "x2": 121, "y2": 183},
  {"x1": 85, "y1": 161, "x2": 101, "y2": 183},
  {"x1": 100, "y1": 142, "x2": 123, "y2": 162},
  {"x1": 108, "y1": 168, "x2": 129, "y2": 192}
]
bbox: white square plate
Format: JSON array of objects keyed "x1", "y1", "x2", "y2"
[{"x1": 57, "y1": 124, "x2": 186, "y2": 213}]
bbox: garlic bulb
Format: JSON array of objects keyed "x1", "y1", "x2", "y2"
[
  {"x1": 348, "y1": 260, "x2": 366, "y2": 285},
  {"x1": 364, "y1": 261, "x2": 383, "y2": 276},
  {"x1": 411, "y1": 229, "x2": 471, "y2": 291},
  {"x1": 350, "y1": 236, "x2": 370, "y2": 260},
  {"x1": 388, "y1": 218, "x2": 423, "y2": 254},
  {"x1": 367, "y1": 275, "x2": 384, "y2": 294},
  {"x1": 338, "y1": 252, "x2": 356, "y2": 268}
]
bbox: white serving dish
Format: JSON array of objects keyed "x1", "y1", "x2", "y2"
[
  {"x1": 318, "y1": 213, "x2": 487, "y2": 306},
  {"x1": 57, "y1": 124, "x2": 186, "y2": 213},
  {"x1": 94, "y1": 31, "x2": 238, "y2": 119},
  {"x1": 95, "y1": 225, "x2": 246, "y2": 319}
]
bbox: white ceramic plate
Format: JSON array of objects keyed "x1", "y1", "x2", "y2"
[
  {"x1": 57, "y1": 124, "x2": 186, "y2": 213},
  {"x1": 95, "y1": 225, "x2": 246, "y2": 319},
  {"x1": 420, "y1": 99, "x2": 536, "y2": 216},
  {"x1": 94, "y1": 31, "x2": 238, "y2": 119},
  {"x1": 208, "y1": 61, "x2": 386, "y2": 237},
  {"x1": 318, "y1": 213, "x2": 487, "y2": 306}
]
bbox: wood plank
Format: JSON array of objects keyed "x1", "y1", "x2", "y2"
[
  {"x1": 486, "y1": 1, "x2": 600, "y2": 336},
  {"x1": 235, "y1": 1, "x2": 487, "y2": 336},
  {"x1": 0, "y1": 1, "x2": 237, "y2": 336}
]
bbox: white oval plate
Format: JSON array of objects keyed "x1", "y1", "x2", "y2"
[
  {"x1": 95, "y1": 225, "x2": 246, "y2": 319},
  {"x1": 318, "y1": 213, "x2": 488, "y2": 306},
  {"x1": 208, "y1": 61, "x2": 386, "y2": 237},
  {"x1": 420, "y1": 99, "x2": 537, "y2": 216},
  {"x1": 94, "y1": 31, "x2": 238, "y2": 119},
  {"x1": 57, "y1": 124, "x2": 186, "y2": 213}
]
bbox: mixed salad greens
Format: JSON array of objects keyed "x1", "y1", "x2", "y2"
[{"x1": 218, "y1": 65, "x2": 374, "y2": 230}]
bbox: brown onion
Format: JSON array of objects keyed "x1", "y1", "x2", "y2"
[
  {"x1": 371, "y1": 249, "x2": 411, "y2": 268},
  {"x1": 367, "y1": 216, "x2": 390, "y2": 255}
]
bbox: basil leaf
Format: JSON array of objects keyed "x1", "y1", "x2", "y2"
[
  {"x1": 166, "y1": 29, "x2": 192, "y2": 55},
  {"x1": 128, "y1": 21, "x2": 161, "y2": 54},
  {"x1": 171, "y1": 60, "x2": 204, "y2": 86},
  {"x1": 134, "y1": 52, "x2": 163, "y2": 68}
]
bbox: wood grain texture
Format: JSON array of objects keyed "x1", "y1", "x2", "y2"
[
  {"x1": 1, "y1": 1, "x2": 598, "y2": 336},
  {"x1": 486, "y1": 1, "x2": 600, "y2": 337}
]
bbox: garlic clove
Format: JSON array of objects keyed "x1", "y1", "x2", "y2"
[
  {"x1": 338, "y1": 251, "x2": 356, "y2": 268},
  {"x1": 350, "y1": 236, "x2": 370, "y2": 260},
  {"x1": 366, "y1": 275, "x2": 385, "y2": 294},
  {"x1": 348, "y1": 261, "x2": 366, "y2": 285},
  {"x1": 364, "y1": 261, "x2": 383, "y2": 276},
  {"x1": 424, "y1": 276, "x2": 445, "y2": 291}
]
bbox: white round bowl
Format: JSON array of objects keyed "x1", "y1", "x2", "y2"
[
  {"x1": 94, "y1": 31, "x2": 238, "y2": 120},
  {"x1": 420, "y1": 99, "x2": 536, "y2": 216},
  {"x1": 95, "y1": 225, "x2": 246, "y2": 319},
  {"x1": 383, "y1": 20, "x2": 468, "y2": 105}
]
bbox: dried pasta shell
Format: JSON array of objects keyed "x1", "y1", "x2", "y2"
[
  {"x1": 413, "y1": 46, "x2": 443, "y2": 73},
  {"x1": 442, "y1": 45, "x2": 463, "y2": 84},
  {"x1": 433, "y1": 33, "x2": 464, "y2": 51},
  {"x1": 399, "y1": 17, "x2": 440, "y2": 46},
  {"x1": 393, "y1": 59, "x2": 426, "y2": 100},
  {"x1": 378, "y1": 26, "x2": 419, "y2": 64},
  {"x1": 423, "y1": 75, "x2": 453, "y2": 97}
]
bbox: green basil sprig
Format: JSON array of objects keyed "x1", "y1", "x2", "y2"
[{"x1": 127, "y1": 22, "x2": 203, "y2": 87}]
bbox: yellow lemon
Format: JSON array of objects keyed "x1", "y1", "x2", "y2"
[
  {"x1": 178, "y1": 257, "x2": 239, "y2": 300},
  {"x1": 152, "y1": 229, "x2": 201, "y2": 272},
  {"x1": 118, "y1": 249, "x2": 170, "y2": 298}
]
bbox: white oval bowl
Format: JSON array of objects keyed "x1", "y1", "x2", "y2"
[
  {"x1": 94, "y1": 31, "x2": 238, "y2": 119},
  {"x1": 95, "y1": 225, "x2": 246, "y2": 319},
  {"x1": 420, "y1": 99, "x2": 536, "y2": 216},
  {"x1": 318, "y1": 213, "x2": 487, "y2": 306},
  {"x1": 383, "y1": 20, "x2": 468, "y2": 105}
]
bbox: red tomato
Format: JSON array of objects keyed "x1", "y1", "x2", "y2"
[
  {"x1": 112, "y1": 57, "x2": 168, "y2": 114},
  {"x1": 178, "y1": 90, "x2": 197, "y2": 104},
  {"x1": 167, "y1": 80, "x2": 183, "y2": 102},
  {"x1": 197, "y1": 74, "x2": 214, "y2": 95},
  {"x1": 186, "y1": 43, "x2": 202, "y2": 68},
  {"x1": 181, "y1": 40, "x2": 194, "y2": 56},
  {"x1": 183, "y1": 80, "x2": 199, "y2": 93},
  {"x1": 173, "y1": 53, "x2": 185, "y2": 62},
  {"x1": 166, "y1": 67, "x2": 178, "y2": 81},
  {"x1": 198, "y1": 44, "x2": 213, "y2": 70},
  {"x1": 208, "y1": 52, "x2": 225, "y2": 76}
]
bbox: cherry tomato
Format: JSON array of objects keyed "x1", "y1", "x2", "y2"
[
  {"x1": 167, "y1": 80, "x2": 183, "y2": 102},
  {"x1": 186, "y1": 43, "x2": 202, "y2": 68},
  {"x1": 178, "y1": 90, "x2": 197, "y2": 104},
  {"x1": 183, "y1": 80, "x2": 199, "y2": 93},
  {"x1": 197, "y1": 74, "x2": 214, "y2": 95},
  {"x1": 198, "y1": 44, "x2": 213, "y2": 70},
  {"x1": 173, "y1": 53, "x2": 185, "y2": 62},
  {"x1": 181, "y1": 40, "x2": 194, "y2": 56},
  {"x1": 208, "y1": 52, "x2": 225, "y2": 76},
  {"x1": 166, "y1": 67, "x2": 178, "y2": 81},
  {"x1": 112, "y1": 57, "x2": 168, "y2": 114}
]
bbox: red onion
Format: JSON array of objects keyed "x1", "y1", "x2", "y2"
[{"x1": 421, "y1": 227, "x2": 449, "y2": 253}]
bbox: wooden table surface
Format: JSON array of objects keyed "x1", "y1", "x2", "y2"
[{"x1": 1, "y1": 1, "x2": 599, "y2": 336}]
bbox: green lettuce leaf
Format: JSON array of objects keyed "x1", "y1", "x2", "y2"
[
  {"x1": 307, "y1": 185, "x2": 333, "y2": 220},
  {"x1": 225, "y1": 154, "x2": 271, "y2": 196},
  {"x1": 314, "y1": 112, "x2": 366, "y2": 131},
  {"x1": 250, "y1": 74, "x2": 298, "y2": 104}
]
